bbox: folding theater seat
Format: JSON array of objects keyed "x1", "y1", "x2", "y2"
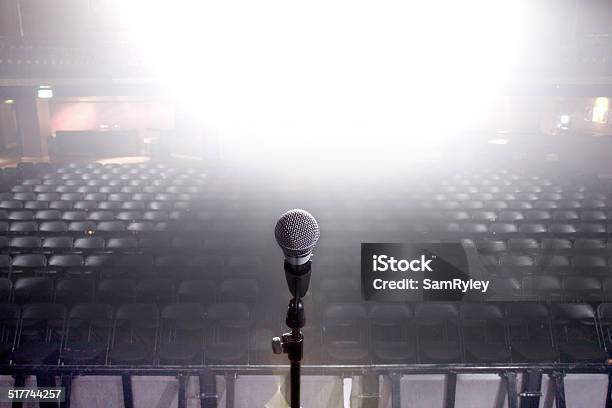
[
  {"x1": 0, "y1": 279, "x2": 11, "y2": 303},
  {"x1": 0, "y1": 305, "x2": 19, "y2": 363},
  {"x1": 47, "y1": 254, "x2": 84, "y2": 275},
  {"x1": 109, "y1": 303, "x2": 159, "y2": 365},
  {"x1": 597, "y1": 303, "x2": 612, "y2": 356},
  {"x1": 97, "y1": 201, "x2": 122, "y2": 211},
  {"x1": 96, "y1": 221, "x2": 126, "y2": 233},
  {"x1": 369, "y1": 304, "x2": 415, "y2": 364},
  {"x1": 105, "y1": 236, "x2": 138, "y2": 251},
  {"x1": 134, "y1": 279, "x2": 175, "y2": 304},
  {"x1": 12, "y1": 303, "x2": 66, "y2": 364},
  {"x1": 38, "y1": 221, "x2": 68, "y2": 233},
  {"x1": 573, "y1": 238, "x2": 608, "y2": 255},
  {"x1": 494, "y1": 254, "x2": 536, "y2": 277},
  {"x1": 116, "y1": 210, "x2": 143, "y2": 222},
  {"x1": 460, "y1": 303, "x2": 510, "y2": 363},
  {"x1": 87, "y1": 210, "x2": 114, "y2": 222},
  {"x1": 96, "y1": 278, "x2": 135, "y2": 305},
  {"x1": 0, "y1": 200, "x2": 23, "y2": 210},
  {"x1": 541, "y1": 238, "x2": 572, "y2": 253},
  {"x1": 507, "y1": 238, "x2": 539, "y2": 253},
  {"x1": 67, "y1": 221, "x2": 96, "y2": 234},
  {"x1": 205, "y1": 302, "x2": 252, "y2": 364},
  {"x1": 218, "y1": 278, "x2": 259, "y2": 308},
  {"x1": 9, "y1": 236, "x2": 42, "y2": 252},
  {"x1": 55, "y1": 278, "x2": 95, "y2": 305},
  {"x1": 572, "y1": 255, "x2": 609, "y2": 276},
  {"x1": 506, "y1": 303, "x2": 558, "y2": 362},
  {"x1": 73, "y1": 201, "x2": 98, "y2": 211},
  {"x1": 317, "y1": 277, "x2": 361, "y2": 304},
  {"x1": 11, "y1": 254, "x2": 47, "y2": 275},
  {"x1": 177, "y1": 280, "x2": 217, "y2": 306},
  {"x1": 13, "y1": 276, "x2": 53, "y2": 304},
  {"x1": 563, "y1": 276, "x2": 602, "y2": 302},
  {"x1": 521, "y1": 276, "x2": 563, "y2": 301},
  {"x1": 83, "y1": 192, "x2": 106, "y2": 201},
  {"x1": 414, "y1": 303, "x2": 462, "y2": 363},
  {"x1": 485, "y1": 276, "x2": 521, "y2": 301},
  {"x1": 551, "y1": 303, "x2": 606, "y2": 362},
  {"x1": 552, "y1": 210, "x2": 580, "y2": 222},
  {"x1": 61, "y1": 303, "x2": 113, "y2": 364},
  {"x1": 158, "y1": 303, "x2": 206, "y2": 364},
  {"x1": 24, "y1": 200, "x2": 48, "y2": 210},
  {"x1": 142, "y1": 210, "x2": 169, "y2": 223},
  {"x1": 61, "y1": 210, "x2": 87, "y2": 221}
]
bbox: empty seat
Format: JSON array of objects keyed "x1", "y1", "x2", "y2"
[
  {"x1": 158, "y1": 303, "x2": 206, "y2": 364},
  {"x1": 573, "y1": 255, "x2": 608, "y2": 275},
  {"x1": 62, "y1": 303, "x2": 113, "y2": 364},
  {"x1": 563, "y1": 276, "x2": 602, "y2": 301},
  {"x1": 41, "y1": 236, "x2": 73, "y2": 252},
  {"x1": 574, "y1": 238, "x2": 608, "y2": 254},
  {"x1": 96, "y1": 221, "x2": 125, "y2": 232},
  {"x1": 551, "y1": 303, "x2": 606, "y2": 362},
  {"x1": 97, "y1": 201, "x2": 122, "y2": 211},
  {"x1": 55, "y1": 278, "x2": 94, "y2": 305},
  {"x1": 497, "y1": 254, "x2": 536, "y2": 276},
  {"x1": 73, "y1": 201, "x2": 98, "y2": 211},
  {"x1": 12, "y1": 304, "x2": 66, "y2": 364},
  {"x1": 134, "y1": 279, "x2": 175, "y2": 304},
  {"x1": 0, "y1": 305, "x2": 20, "y2": 362},
  {"x1": 9, "y1": 236, "x2": 41, "y2": 252},
  {"x1": 87, "y1": 211, "x2": 114, "y2": 221},
  {"x1": 24, "y1": 201, "x2": 48, "y2": 210},
  {"x1": 507, "y1": 238, "x2": 539, "y2": 252},
  {"x1": 105, "y1": 237, "x2": 138, "y2": 251},
  {"x1": 61, "y1": 210, "x2": 87, "y2": 221},
  {"x1": 177, "y1": 279, "x2": 216, "y2": 306},
  {"x1": 96, "y1": 279, "x2": 135, "y2": 304},
  {"x1": 460, "y1": 303, "x2": 510, "y2": 362},
  {"x1": 487, "y1": 277, "x2": 521, "y2": 300},
  {"x1": 549, "y1": 223, "x2": 577, "y2": 236},
  {"x1": 540, "y1": 254, "x2": 573, "y2": 275},
  {"x1": 369, "y1": 304, "x2": 415, "y2": 363},
  {"x1": 73, "y1": 236, "x2": 105, "y2": 252},
  {"x1": 11, "y1": 254, "x2": 47, "y2": 274},
  {"x1": 38, "y1": 221, "x2": 68, "y2": 233},
  {"x1": 9, "y1": 221, "x2": 38, "y2": 233},
  {"x1": 13, "y1": 277, "x2": 53, "y2": 304},
  {"x1": 67, "y1": 221, "x2": 97, "y2": 234},
  {"x1": 505, "y1": 303, "x2": 558, "y2": 362},
  {"x1": 205, "y1": 302, "x2": 251, "y2": 364},
  {"x1": 522, "y1": 276, "x2": 562, "y2": 301},
  {"x1": 48, "y1": 254, "x2": 84, "y2": 274},
  {"x1": 219, "y1": 278, "x2": 259, "y2": 307},
  {"x1": 110, "y1": 303, "x2": 159, "y2": 365},
  {"x1": 414, "y1": 303, "x2": 461, "y2": 363}
]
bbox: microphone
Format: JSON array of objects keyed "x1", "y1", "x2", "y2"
[
  {"x1": 275, "y1": 209, "x2": 320, "y2": 298},
  {"x1": 272, "y1": 210, "x2": 320, "y2": 408}
]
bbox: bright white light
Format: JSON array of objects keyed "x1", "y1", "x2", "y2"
[
  {"x1": 121, "y1": 0, "x2": 526, "y2": 164},
  {"x1": 559, "y1": 114, "x2": 570, "y2": 125},
  {"x1": 488, "y1": 138, "x2": 509, "y2": 145},
  {"x1": 592, "y1": 97, "x2": 610, "y2": 124},
  {"x1": 37, "y1": 88, "x2": 53, "y2": 99},
  {"x1": 3, "y1": 99, "x2": 14, "y2": 104}
]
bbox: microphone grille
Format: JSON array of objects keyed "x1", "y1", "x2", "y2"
[{"x1": 275, "y1": 209, "x2": 320, "y2": 258}]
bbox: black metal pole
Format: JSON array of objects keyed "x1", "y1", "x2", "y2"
[{"x1": 290, "y1": 361, "x2": 301, "y2": 408}]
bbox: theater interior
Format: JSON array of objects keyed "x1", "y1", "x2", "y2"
[{"x1": 2, "y1": 1, "x2": 612, "y2": 407}]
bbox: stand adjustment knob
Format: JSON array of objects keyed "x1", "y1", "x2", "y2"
[{"x1": 272, "y1": 337, "x2": 283, "y2": 354}]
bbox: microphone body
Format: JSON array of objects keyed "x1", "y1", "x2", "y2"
[{"x1": 284, "y1": 260, "x2": 312, "y2": 298}]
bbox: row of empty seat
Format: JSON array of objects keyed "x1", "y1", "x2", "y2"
[{"x1": 0, "y1": 301, "x2": 610, "y2": 366}]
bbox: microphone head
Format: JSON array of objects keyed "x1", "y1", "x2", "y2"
[{"x1": 275, "y1": 209, "x2": 320, "y2": 265}]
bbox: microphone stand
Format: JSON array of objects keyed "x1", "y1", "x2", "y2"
[{"x1": 272, "y1": 261, "x2": 311, "y2": 408}]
